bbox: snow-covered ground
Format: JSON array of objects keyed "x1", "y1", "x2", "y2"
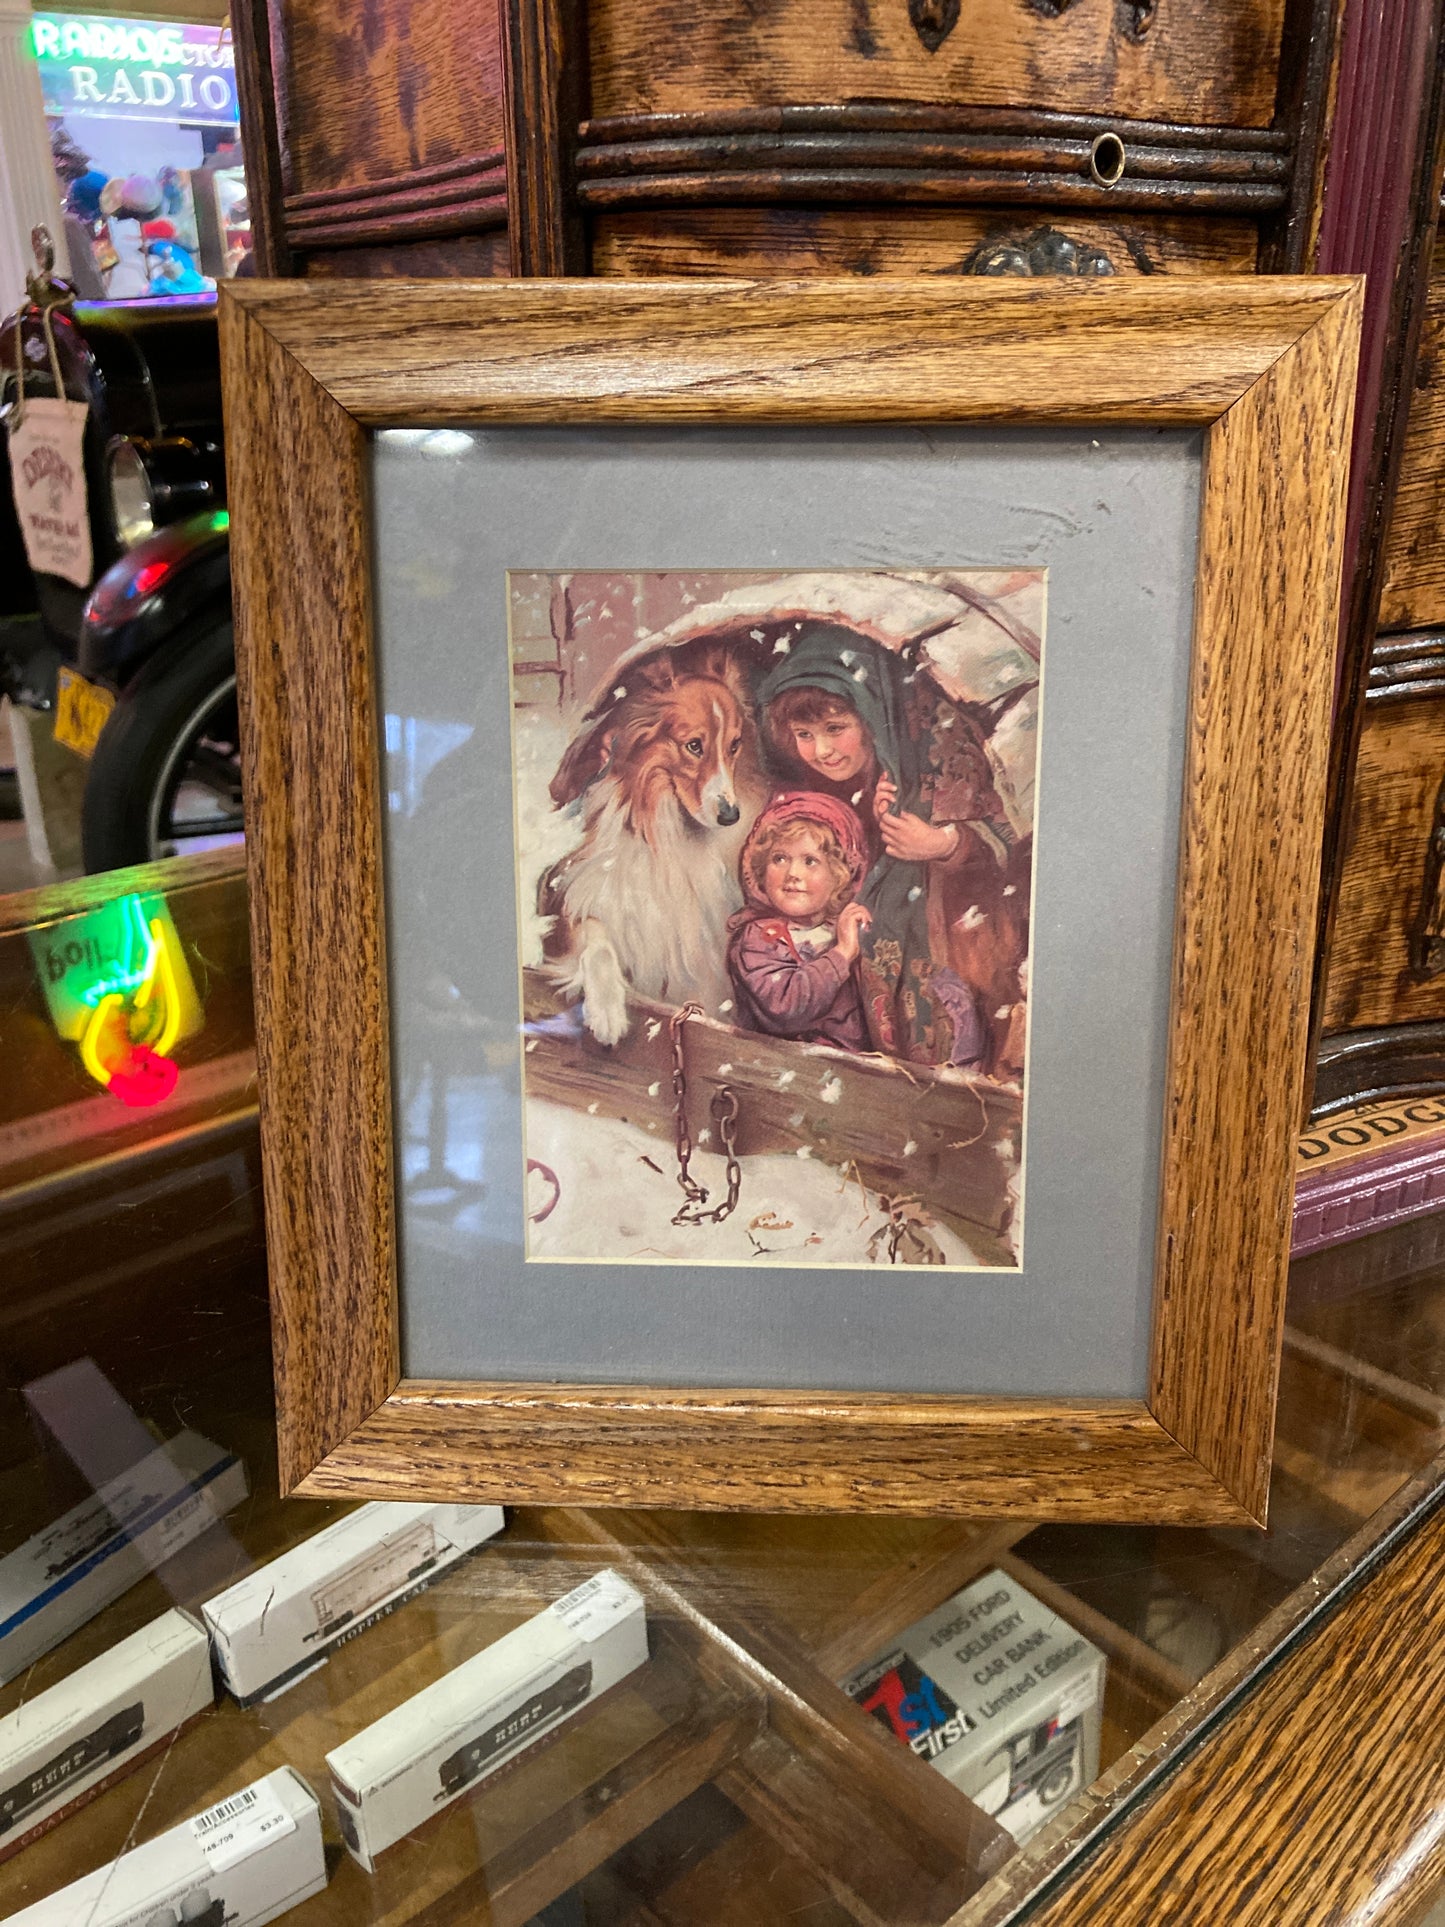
[{"x1": 523, "y1": 1099, "x2": 999, "y2": 1270}]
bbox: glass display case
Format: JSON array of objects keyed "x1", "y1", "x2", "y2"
[{"x1": 3, "y1": 850, "x2": 1445, "y2": 1925}]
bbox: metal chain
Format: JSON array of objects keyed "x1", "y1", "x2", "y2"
[{"x1": 669, "y1": 1003, "x2": 742, "y2": 1226}]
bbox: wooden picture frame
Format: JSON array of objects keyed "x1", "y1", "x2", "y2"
[{"x1": 220, "y1": 275, "x2": 1360, "y2": 1526}]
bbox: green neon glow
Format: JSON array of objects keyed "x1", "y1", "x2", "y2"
[
  {"x1": 78, "y1": 894, "x2": 159, "y2": 1007},
  {"x1": 210, "y1": 509, "x2": 230, "y2": 533}
]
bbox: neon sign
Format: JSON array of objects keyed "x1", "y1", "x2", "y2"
[
  {"x1": 29, "y1": 892, "x2": 202, "y2": 1107},
  {"x1": 29, "y1": 14, "x2": 238, "y2": 127}
]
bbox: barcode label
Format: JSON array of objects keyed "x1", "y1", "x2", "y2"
[
  {"x1": 555, "y1": 1575, "x2": 605, "y2": 1614},
  {"x1": 190, "y1": 1778, "x2": 296, "y2": 1872},
  {"x1": 193, "y1": 1786, "x2": 258, "y2": 1833}
]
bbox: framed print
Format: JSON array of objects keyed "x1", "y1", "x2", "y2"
[{"x1": 220, "y1": 275, "x2": 1360, "y2": 1524}]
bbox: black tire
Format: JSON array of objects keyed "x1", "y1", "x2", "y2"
[{"x1": 81, "y1": 614, "x2": 240, "y2": 873}]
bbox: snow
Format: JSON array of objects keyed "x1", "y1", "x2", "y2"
[{"x1": 523, "y1": 1100, "x2": 1001, "y2": 1270}]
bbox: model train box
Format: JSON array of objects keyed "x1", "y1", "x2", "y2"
[
  {"x1": 326, "y1": 1567, "x2": 648, "y2": 1871},
  {"x1": 0, "y1": 1429, "x2": 247, "y2": 1685},
  {"x1": 0, "y1": 1608, "x2": 212, "y2": 1860},
  {"x1": 202, "y1": 1501, "x2": 506, "y2": 1704},
  {"x1": 6, "y1": 1766, "x2": 325, "y2": 1926},
  {"x1": 842, "y1": 1568, "x2": 1106, "y2": 1845}
]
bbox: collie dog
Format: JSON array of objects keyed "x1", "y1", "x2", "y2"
[{"x1": 543, "y1": 647, "x2": 761, "y2": 1045}]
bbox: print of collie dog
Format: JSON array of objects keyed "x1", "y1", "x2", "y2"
[{"x1": 542, "y1": 645, "x2": 763, "y2": 1045}]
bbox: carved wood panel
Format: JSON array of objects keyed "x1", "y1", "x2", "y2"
[
  {"x1": 589, "y1": 207, "x2": 1260, "y2": 278},
  {"x1": 1379, "y1": 240, "x2": 1445, "y2": 634},
  {"x1": 584, "y1": 0, "x2": 1289, "y2": 128},
  {"x1": 233, "y1": 0, "x2": 510, "y2": 277}
]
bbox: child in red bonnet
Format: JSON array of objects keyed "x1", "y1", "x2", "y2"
[{"x1": 726, "y1": 792, "x2": 872, "y2": 1051}]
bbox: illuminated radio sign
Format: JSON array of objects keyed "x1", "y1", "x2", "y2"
[{"x1": 30, "y1": 14, "x2": 238, "y2": 126}]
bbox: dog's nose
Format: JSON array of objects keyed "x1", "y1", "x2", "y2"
[{"x1": 716, "y1": 799, "x2": 741, "y2": 827}]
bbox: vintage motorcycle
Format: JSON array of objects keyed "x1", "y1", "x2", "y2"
[{"x1": 0, "y1": 231, "x2": 237, "y2": 872}]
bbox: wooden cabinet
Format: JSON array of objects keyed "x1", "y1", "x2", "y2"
[
  {"x1": 231, "y1": 0, "x2": 510, "y2": 277},
  {"x1": 504, "y1": 0, "x2": 1335, "y2": 279},
  {"x1": 229, "y1": 0, "x2": 1445, "y2": 1113}
]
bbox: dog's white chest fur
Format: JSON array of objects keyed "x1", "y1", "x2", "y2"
[{"x1": 553, "y1": 782, "x2": 751, "y2": 1039}]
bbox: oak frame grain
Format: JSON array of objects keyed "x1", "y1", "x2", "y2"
[{"x1": 219, "y1": 275, "x2": 1360, "y2": 1524}]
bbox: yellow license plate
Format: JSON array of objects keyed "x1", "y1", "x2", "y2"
[{"x1": 53, "y1": 665, "x2": 116, "y2": 758}]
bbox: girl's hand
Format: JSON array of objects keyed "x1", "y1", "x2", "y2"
[
  {"x1": 879, "y1": 809, "x2": 959, "y2": 863},
  {"x1": 835, "y1": 902, "x2": 872, "y2": 963},
  {"x1": 873, "y1": 772, "x2": 899, "y2": 821}
]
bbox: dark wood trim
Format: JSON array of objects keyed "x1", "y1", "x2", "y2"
[
  {"x1": 573, "y1": 111, "x2": 1290, "y2": 220},
  {"x1": 278, "y1": 154, "x2": 509, "y2": 253},
  {"x1": 227, "y1": 0, "x2": 291, "y2": 277},
  {"x1": 1314, "y1": 1020, "x2": 1445, "y2": 1117},
  {"x1": 1307, "y1": 0, "x2": 1445, "y2": 1112},
  {"x1": 580, "y1": 105, "x2": 1294, "y2": 149},
  {"x1": 284, "y1": 150, "x2": 508, "y2": 214},
  {"x1": 576, "y1": 170, "x2": 1284, "y2": 219},
  {"x1": 503, "y1": 0, "x2": 589, "y2": 274},
  {"x1": 1260, "y1": 0, "x2": 1345, "y2": 272},
  {"x1": 1367, "y1": 628, "x2": 1445, "y2": 703}
]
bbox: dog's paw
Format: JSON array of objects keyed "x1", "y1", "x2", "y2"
[{"x1": 582, "y1": 947, "x2": 630, "y2": 1046}]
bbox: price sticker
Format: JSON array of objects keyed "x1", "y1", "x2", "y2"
[{"x1": 190, "y1": 1780, "x2": 296, "y2": 1873}]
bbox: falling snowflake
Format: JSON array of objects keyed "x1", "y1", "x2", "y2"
[
  {"x1": 995, "y1": 1006, "x2": 1012, "y2": 1020},
  {"x1": 587, "y1": 1101, "x2": 600, "y2": 1115},
  {"x1": 819, "y1": 1076, "x2": 842, "y2": 1105},
  {"x1": 648, "y1": 1081, "x2": 661, "y2": 1096},
  {"x1": 613, "y1": 685, "x2": 627, "y2": 700},
  {"x1": 938, "y1": 715, "x2": 954, "y2": 730},
  {"x1": 718, "y1": 1062, "x2": 732, "y2": 1075},
  {"x1": 524, "y1": 1039, "x2": 538, "y2": 1053},
  {"x1": 907, "y1": 886, "x2": 922, "y2": 902},
  {"x1": 1003, "y1": 884, "x2": 1017, "y2": 897},
  {"x1": 796, "y1": 1146, "x2": 813, "y2": 1160},
  {"x1": 957, "y1": 904, "x2": 988, "y2": 931},
  {"x1": 788, "y1": 1112, "x2": 805, "y2": 1128},
  {"x1": 719, "y1": 999, "x2": 734, "y2": 1013},
  {"x1": 840, "y1": 649, "x2": 856, "y2": 665},
  {"x1": 852, "y1": 667, "x2": 868, "y2": 682},
  {"x1": 903, "y1": 1139, "x2": 918, "y2": 1156},
  {"x1": 699, "y1": 1128, "x2": 713, "y2": 1145},
  {"x1": 773, "y1": 637, "x2": 791, "y2": 654},
  {"x1": 851, "y1": 790, "x2": 865, "y2": 806},
  {"x1": 750, "y1": 628, "x2": 767, "y2": 643},
  {"x1": 777, "y1": 1069, "x2": 796, "y2": 1088},
  {"x1": 646, "y1": 1020, "x2": 663, "y2": 1040}
]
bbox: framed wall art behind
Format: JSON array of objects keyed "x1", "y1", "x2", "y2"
[{"x1": 220, "y1": 275, "x2": 1360, "y2": 1524}]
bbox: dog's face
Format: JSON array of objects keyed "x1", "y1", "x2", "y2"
[{"x1": 625, "y1": 673, "x2": 748, "y2": 830}]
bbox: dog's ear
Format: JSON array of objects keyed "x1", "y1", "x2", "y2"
[
  {"x1": 549, "y1": 720, "x2": 614, "y2": 807},
  {"x1": 692, "y1": 642, "x2": 754, "y2": 712},
  {"x1": 634, "y1": 650, "x2": 677, "y2": 694}
]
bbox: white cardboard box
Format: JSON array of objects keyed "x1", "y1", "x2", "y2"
[
  {"x1": 0, "y1": 1431, "x2": 248, "y2": 1686},
  {"x1": 327, "y1": 1568, "x2": 648, "y2": 1871},
  {"x1": 0, "y1": 1608, "x2": 213, "y2": 1859},
  {"x1": 841, "y1": 1568, "x2": 1106, "y2": 1845},
  {"x1": 5, "y1": 1766, "x2": 326, "y2": 1926},
  {"x1": 203, "y1": 1502, "x2": 506, "y2": 1705}
]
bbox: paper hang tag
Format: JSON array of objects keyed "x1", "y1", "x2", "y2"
[
  {"x1": 7, "y1": 394, "x2": 93, "y2": 589},
  {"x1": 189, "y1": 1779, "x2": 298, "y2": 1873}
]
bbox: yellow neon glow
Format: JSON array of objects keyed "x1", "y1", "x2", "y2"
[
  {"x1": 80, "y1": 992, "x2": 123, "y2": 1086},
  {"x1": 145, "y1": 919, "x2": 182, "y2": 1057}
]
